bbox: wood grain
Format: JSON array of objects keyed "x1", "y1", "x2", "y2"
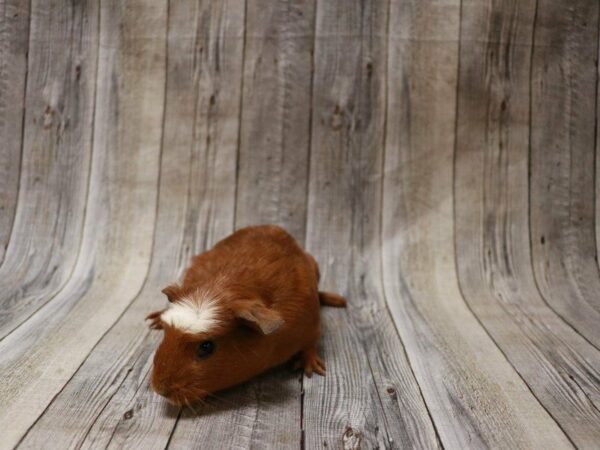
[
  {"x1": 170, "y1": 1, "x2": 312, "y2": 447},
  {"x1": 382, "y1": 1, "x2": 572, "y2": 448},
  {"x1": 0, "y1": 0, "x2": 28, "y2": 262},
  {"x1": 454, "y1": 0, "x2": 600, "y2": 447},
  {"x1": 0, "y1": 1, "x2": 166, "y2": 447},
  {"x1": 19, "y1": 0, "x2": 242, "y2": 448},
  {"x1": 303, "y1": 1, "x2": 441, "y2": 448},
  {"x1": 1, "y1": 0, "x2": 600, "y2": 448},
  {"x1": 596, "y1": 5, "x2": 600, "y2": 272},
  {"x1": 0, "y1": 0, "x2": 97, "y2": 339},
  {"x1": 529, "y1": 0, "x2": 600, "y2": 348},
  {"x1": 234, "y1": 0, "x2": 314, "y2": 243}
]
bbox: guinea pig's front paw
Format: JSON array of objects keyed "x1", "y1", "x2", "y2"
[{"x1": 294, "y1": 347, "x2": 326, "y2": 377}]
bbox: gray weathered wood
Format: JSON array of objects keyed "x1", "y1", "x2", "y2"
[
  {"x1": 0, "y1": 0, "x2": 28, "y2": 263},
  {"x1": 170, "y1": 1, "x2": 313, "y2": 447},
  {"x1": 303, "y1": 1, "x2": 441, "y2": 448},
  {"x1": 529, "y1": 0, "x2": 600, "y2": 348},
  {"x1": 597, "y1": 10, "x2": 600, "y2": 270},
  {"x1": 454, "y1": 0, "x2": 600, "y2": 447},
  {"x1": 2, "y1": 0, "x2": 600, "y2": 448},
  {"x1": 19, "y1": 1, "x2": 242, "y2": 448},
  {"x1": 0, "y1": 1, "x2": 166, "y2": 448},
  {"x1": 383, "y1": 0, "x2": 574, "y2": 448},
  {"x1": 0, "y1": 0, "x2": 97, "y2": 339},
  {"x1": 234, "y1": 0, "x2": 314, "y2": 243}
]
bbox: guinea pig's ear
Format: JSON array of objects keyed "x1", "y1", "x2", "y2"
[
  {"x1": 161, "y1": 283, "x2": 182, "y2": 303},
  {"x1": 233, "y1": 300, "x2": 284, "y2": 335},
  {"x1": 145, "y1": 310, "x2": 166, "y2": 330}
]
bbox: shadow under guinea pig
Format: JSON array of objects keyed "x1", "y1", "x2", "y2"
[{"x1": 176, "y1": 365, "x2": 303, "y2": 419}]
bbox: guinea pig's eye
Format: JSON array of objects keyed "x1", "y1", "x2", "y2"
[{"x1": 196, "y1": 340, "x2": 215, "y2": 358}]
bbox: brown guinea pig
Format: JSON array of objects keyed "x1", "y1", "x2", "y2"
[{"x1": 146, "y1": 224, "x2": 346, "y2": 406}]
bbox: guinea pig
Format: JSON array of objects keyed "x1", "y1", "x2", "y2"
[{"x1": 145, "y1": 224, "x2": 346, "y2": 406}]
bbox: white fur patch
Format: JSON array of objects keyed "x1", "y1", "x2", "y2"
[{"x1": 161, "y1": 296, "x2": 221, "y2": 334}]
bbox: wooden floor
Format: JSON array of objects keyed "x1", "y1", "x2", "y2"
[{"x1": 1, "y1": 0, "x2": 600, "y2": 449}]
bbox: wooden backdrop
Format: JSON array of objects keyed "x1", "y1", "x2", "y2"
[{"x1": 1, "y1": 0, "x2": 599, "y2": 448}]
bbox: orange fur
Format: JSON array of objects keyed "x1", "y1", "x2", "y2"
[{"x1": 146, "y1": 224, "x2": 346, "y2": 405}]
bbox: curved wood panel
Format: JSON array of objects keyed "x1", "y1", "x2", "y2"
[
  {"x1": 383, "y1": 0, "x2": 570, "y2": 448},
  {"x1": 171, "y1": 0, "x2": 314, "y2": 447},
  {"x1": 0, "y1": 1, "x2": 166, "y2": 447},
  {"x1": 304, "y1": 1, "x2": 440, "y2": 448},
  {"x1": 454, "y1": 0, "x2": 600, "y2": 447},
  {"x1": 19, "y1": 1, "x2": 241, "y2": 448},
  {"x1": 0, "y1": 0, "x2": 28, "y2": 262},
  {"x1": 234, "y1": 0, "x2": 313, "y2": 243},
  {"x1": 0, "y1": 0, "x2": 97, "y2": 339},
  {"x1": 529, "y1": 0, "x2": 600, "y2": 347},
  {"x1": 1, "y1": 0, "x2": 599, "y2": 448}
]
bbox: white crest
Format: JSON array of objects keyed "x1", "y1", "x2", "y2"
[{"x1": 160, "y1": 294, "x2": 221, "y2": 334}]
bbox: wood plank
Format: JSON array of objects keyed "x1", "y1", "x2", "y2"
[
  {"x1": 18, "y1": 1, "x2": 241, "y2": 448},
  {"x1": 169, "y1": 1, "x2": 314, "y2": 447},
  {"x1": 529, "y1": 0, "x2": 600, "y2": 347},
  {"x1": 303, "y1": 1, "x2": 441, "y2": 448},
  {"x1": 382, "y1": 0, "x2": 574, "y2": 448},
  {"x1": 597, "y1": 10, "x2": 600, "y2": 268},
  {"x1": 0, "y1": 0, "x2": 97, "y2": 339},
  {"x1": 234, "y1": 0, "x2": 313, "y2": 243},
  {"x1": 5, "y1": 0, "x2": 600, "y2": 448},
  {"x1": 454, "y1": 0, "x2": 600, "y2": 447},
  {"x1": 0, "y1": 1, "x2": 167, "y2": 447},
  {"x1": 0, "y1": 0, "x2": 28, "y2": 262}
]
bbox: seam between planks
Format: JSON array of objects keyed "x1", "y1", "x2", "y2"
[
  {"x1": 302, "y1": 0, "x2": 318, "y2": 244},
  {"x1": 376, "y1": 3, "x2": 444, "y2": 448},
  {"x1": 449, "y1": 2, "x2": 577, "y2": 445},
  {"x1": 166, "y1": 0, "x2": 251, "y2": 444},
  {"x1": 0, "y1": 0, "x2": 101, "y2": 341},
  {"x1": 362, "y1": 340, "x2": 394, "y2": 446},
  {"x1": 14, "y1": 0, "x2": 170, "y2": 437},
  {"x1": 76, "y1": 349, "x2": 149, "y2": 448},
  {"x1": 300, "y1": 0, "x2": 319, "y2": 445},
  {"x1": 450, "y1": 266, "x2": 579, "y2": 447},
  {"x1": 12, "y1": 0, "x2": 102, "y2": 436},
  {"x1": 142, "y1": 0, "x2": 190, "y2": 444},
  {"x1": 16, "y1": 331, "x2": 150, "y2": 449},
  {"x1": 163, "y1": 410, "x2": 182, "y2": 450},
  {"x1": 14, "y1": 0, "x2": 170, "y2": 444},
  {"x1": 0, "y1": 0, "x2": 30, "y2": 267},
  {"x1": 232, "y1": 0, "x2": 249, "y2": 230},
  {"x1": 103, "y1": 361, "x2": 157, "y2": 449},
  {"x1": 450, "y1": 256, "x2": 579, "y2": 447},
  {"x1": 0, "y1": 0, "x2": 100, "y2": 344},
  {"x1": 525, "y1": 0, "x2": 600, "y2": 355},
  {"x1": 181, "y1": 1, "x2": 201, "y2": 266},
  {"x1": 526, "y1": 0, "x2": 600, "y2": 421},
  {"x1": 362, "y1": 0, "x2": 430, "y2": 447},
  {"x1": 380, "y1": 263, "x2": 447, "y2": 447},
  {"x1": 593, "y1": 0, "x2": 600, "y2": 277}
]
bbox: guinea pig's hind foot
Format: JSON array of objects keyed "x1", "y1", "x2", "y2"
[{"x1": 294, "y1": 347, "x2": 326, "y2": 377}]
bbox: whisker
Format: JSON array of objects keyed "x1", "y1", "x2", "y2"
[{"x1": 185, "y1": 397, "x2": 200, "y2": 416}]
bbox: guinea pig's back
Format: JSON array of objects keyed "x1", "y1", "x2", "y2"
[
  {"x1": 222, "y1": 225, "x2": 322, "y2": 350},
  {"x1": 225, "y1": 225, "x2": 318, "y2": 296},
  {"x1": 185, "y1": 225, "x2": 319, "y2": 304},
  {"x1": 181, "y1": 225, "x2": 322, "y2": 365}
]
